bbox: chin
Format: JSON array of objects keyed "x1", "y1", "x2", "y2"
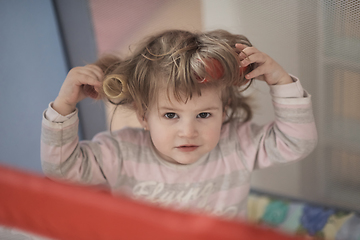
[{"x1": 176, "y1": 158, "x2": 199, "y2": 165}]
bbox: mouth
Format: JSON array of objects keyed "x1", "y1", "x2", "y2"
[{"x1": 176, "y1": 145, "x2": 199, "y2": 152}]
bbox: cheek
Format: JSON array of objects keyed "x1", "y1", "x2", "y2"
[
  {"x1": 210, "y1": 128, "x2": 222, "y2": 144},
  {"x1": 202, "y1": 120, "x2": 223, "y2": 146},
  {"x1": 151, "y1": 128, "x2": 169, "y2": 143},
  {"x1": 148, "y1": 121, "x2": 173, "y2": 145}
]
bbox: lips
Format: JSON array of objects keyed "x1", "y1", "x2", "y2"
[{"x1": 176, "y1": 145, "x2": 199, "y2": 152}]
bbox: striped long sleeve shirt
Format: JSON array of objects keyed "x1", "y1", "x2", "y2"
[{"x1": 41, "y1": 77, "x2": 317, "y2": 220}]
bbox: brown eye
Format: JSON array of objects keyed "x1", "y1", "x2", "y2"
[
  {"x1": 164, "y1": 113, "x2": 178, "y2": 119},
  {"x1": 197, "y1": 112, "x2": 211, "y2": 118}
]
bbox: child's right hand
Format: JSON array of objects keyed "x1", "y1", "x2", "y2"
[{"x1": 52, "y1": 65, "x2": 103, "y2": 116}]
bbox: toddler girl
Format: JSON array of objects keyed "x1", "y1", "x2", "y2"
[{"x1": 41, "y1": 29, "x2": 317, "y2": 219}]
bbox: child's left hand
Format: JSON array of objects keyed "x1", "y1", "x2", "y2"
[{"x1": 236, "y1": 43, "x2": 293, "y2": 85}]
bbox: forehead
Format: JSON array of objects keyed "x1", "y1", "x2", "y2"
[{"x1": 156, "y1": 86, "x2": 223, "y2": 110}]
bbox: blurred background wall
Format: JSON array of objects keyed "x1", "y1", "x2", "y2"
[
  {"x1": 88, "y1": 0, "x2": 203, "y2": 130},
  {"x1": 0, "y1": 0, "x2": 68, "y2": 172},
  {"x1": 1, "y1": 0, "x2": 359, "y2": 212}
]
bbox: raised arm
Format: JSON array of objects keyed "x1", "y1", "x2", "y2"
[
  {"x1": 235, "y1": 44, "x2": 317, "y2": 169},
  {"x1": 41, "y1": 65, "x2": 110, "y2": 185}
]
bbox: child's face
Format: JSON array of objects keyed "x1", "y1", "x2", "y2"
[{"x1": 140, "y1": 87, "x2": 225, "y2": 165}]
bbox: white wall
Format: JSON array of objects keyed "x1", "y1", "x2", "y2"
[{"x1": 202, "y1": 0, "x2": 304, "y2": 197}]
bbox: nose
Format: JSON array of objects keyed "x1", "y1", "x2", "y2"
[{"x1": 178, "y1": 119, "x2": 198, "y2": 138}]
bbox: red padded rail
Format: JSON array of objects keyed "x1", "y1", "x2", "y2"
[{"x1": 0, "y1": 164, "x2": 303, "y2": 240}]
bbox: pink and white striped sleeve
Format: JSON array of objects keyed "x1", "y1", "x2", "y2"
[
  {"x1": 237, "y1": 76, "x2": 318, "y2": 170},
  {"x1": 41, "y1": 103, "x2": 118, "y2": 186}
]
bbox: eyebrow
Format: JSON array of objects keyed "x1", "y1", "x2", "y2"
[{"x1": 158, "y1": 106, "x2": 221, "y2": 112}]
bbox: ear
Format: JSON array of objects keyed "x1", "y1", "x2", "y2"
[
  {"x1": 222, "y1": 110, "x2": 227, "y2": 122},
  {"x1": 136, "y1": 111, "x2": 149, "y2": 130},
  {"x1": 222, "y1": 98, "x2": 232, "y2": 122},
  {"x1": 222, "y1": 105, "x2": 228, "y2": 122}
]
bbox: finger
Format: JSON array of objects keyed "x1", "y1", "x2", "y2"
[
  {"x1": 77, "y1": 74, "x2": 102, "y2": 89},
  {"x1": 238, "y1": 47, "x2": 261, "y2": 61},
  {"x1": 235, "y1": 43, "x2": 250, "y2": 51},
  {"x1": 86, "y1": 64, "x2": 104, "y2": 81},
  {"x1": 236, "y1": 44, "x2": 250, "y2": 60},
  {"x1": 240, "y1": 52, "x2": 267, "y2": 67},
  {"x1": 75, "y1": 68, "x2": 102, "y2": 87},
  {"x1": 80, "y1": 66, "x2": 103, "y2": 98},
  {"x1": 82, "y1": 65, "x2": 103, "y2": 83},
  {"x1": 83, "y1": 84, "x2": 99, "y2": 99},
  {"x1": 245, "y1": 64, "x2": 267, "y2": 80}
]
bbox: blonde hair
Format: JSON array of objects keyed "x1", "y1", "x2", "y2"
[{"x1": 94, "y1": 29, "x2": 254, "y2": 126}]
